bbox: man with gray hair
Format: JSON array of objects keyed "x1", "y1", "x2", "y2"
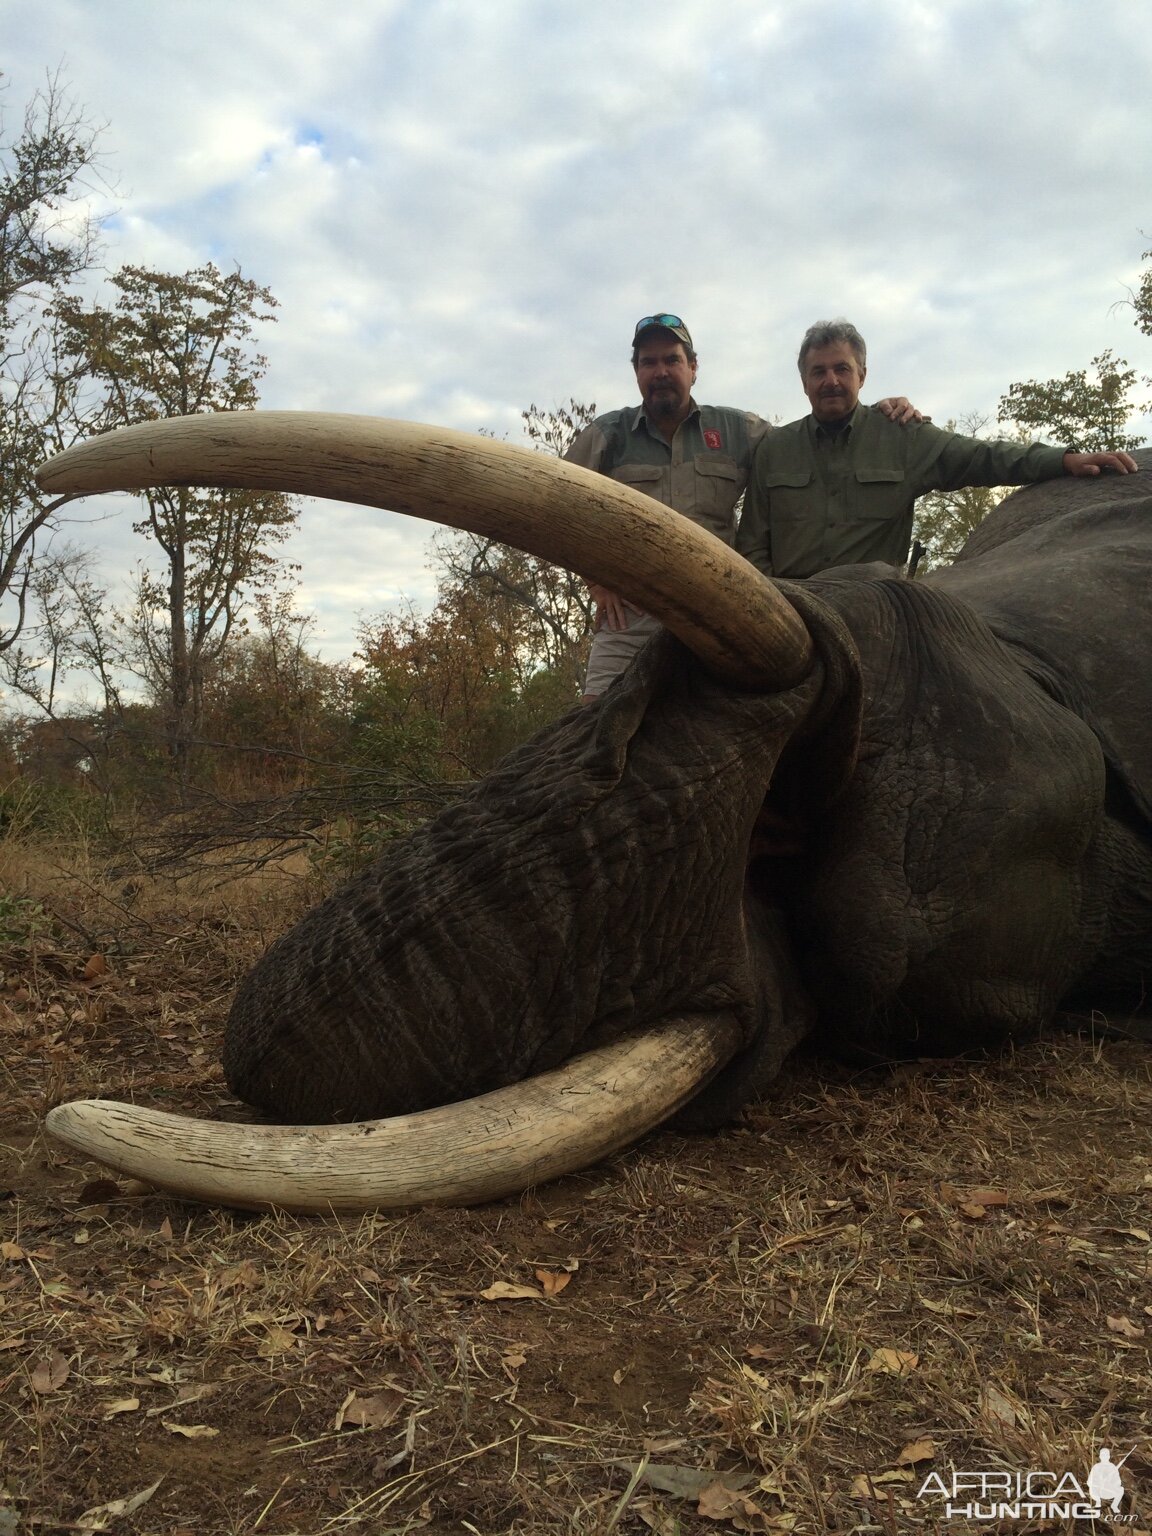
[
  {"x1": 568, "y1": 314, "x2": 919, "y2": 699},
  {"x1": 736, "y1": 318, "x2": 1137, "y2": 579}
]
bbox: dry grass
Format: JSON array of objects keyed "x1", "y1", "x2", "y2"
[{"x1": 1, "y1": 841, "x2": 1150, "y2": 1534}]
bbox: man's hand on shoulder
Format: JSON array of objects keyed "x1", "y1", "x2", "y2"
[
  {"x1": 1062, "y1": 450, "x2": 1139, "y2": 477},
  {"x1": 875, "y1": 396, "x2": 923, "y2": 425}
]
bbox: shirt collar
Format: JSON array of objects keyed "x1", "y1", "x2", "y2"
[
  {"x1": 631, "y1": 396, "x2": 702, "y2": 434},
  {"x1": 811, "y1": 401, "x2": 868, "y2": 441}
]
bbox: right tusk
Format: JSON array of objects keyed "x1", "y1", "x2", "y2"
[
  {"x1": 44, "y1": 1014, "x2": 744, "y2": 1213},
  {"x1": 36, "y1": 411, "x2": 814, "y2": 691}
]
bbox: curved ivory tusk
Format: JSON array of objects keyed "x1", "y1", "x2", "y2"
[
  {"x1": 37, "y1": 412, "x2": 813, "y2": 691},
  {"x1": 45, "y1": 1015, "x2": 743, "y2": 1213}
]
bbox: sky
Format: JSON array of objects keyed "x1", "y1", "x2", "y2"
[{"x1": 5, "y1": 0, "x2": 1152, "y2": 680}]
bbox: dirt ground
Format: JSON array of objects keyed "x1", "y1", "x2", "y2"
[{"x1": 1, "y1": 864, "x2": 1150, "y2": 1535}]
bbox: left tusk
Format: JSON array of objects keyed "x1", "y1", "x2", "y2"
[
  {"x1": 44, "y1": 1015, "x2": 742, "y2": 1213},
  {"x1": 36, "y1": 411, "x2": 813, "y2": 691}
]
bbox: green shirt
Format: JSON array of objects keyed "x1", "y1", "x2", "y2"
[
  {"x1": 564, "y1": 400, "x2": 771, "y2": 545},
  {"x1": 736, "y1": 404, "x2": 1067, "y2": 577}
]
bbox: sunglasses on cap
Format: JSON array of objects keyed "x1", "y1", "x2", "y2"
[{"x1": 633, "y1": 313, "x2": 685, "y2": 337}]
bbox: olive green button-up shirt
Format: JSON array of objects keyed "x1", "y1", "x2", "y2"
[
  {"x1": 736, "y1": 405, "x2": 1067, "y2": 577},
  {"x1": 564, "y1": 400, "x2": 771, "y2": 546}
]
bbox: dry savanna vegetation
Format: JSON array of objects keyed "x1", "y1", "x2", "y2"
[{"x1": 0, "y1": 835, "x2": 1149, "y2": 1536}]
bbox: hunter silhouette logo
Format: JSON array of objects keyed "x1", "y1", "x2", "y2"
[
  {"x1": 1087, "y1": 1448, "x2": 1128, "y2": 1515},
  {"x1": 914, "y1": 1446, "x2": 1136, "y2": 1522}
]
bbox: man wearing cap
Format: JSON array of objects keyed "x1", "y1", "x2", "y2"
[
  {"x1": 736, "y1": 318, "x2": 1139, "y2": 580},
  {"x1": 566, "y1": 314, "x2": 917, "y2": 699}
]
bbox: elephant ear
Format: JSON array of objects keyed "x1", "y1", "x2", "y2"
[{"x1": 768, "y1": 580, "x2": 864, "y2": 816}]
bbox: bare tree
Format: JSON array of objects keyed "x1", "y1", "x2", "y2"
[
  {"x1": 0, "y1": 71, "x2": 108, "y2": 653},
  {"x1": 53, "y1": 262, "x2": 298, "y2": 793}
]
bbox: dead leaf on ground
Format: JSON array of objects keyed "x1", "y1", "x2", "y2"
[
  {"x1": 75, "y1": 1476, "x2": 162, "y2": 1530},
  {"x1": 219, "y1": 1260, "x2": 261, "y2": 1292},
  {"x1": 1106, "y1": 1314, "x2": 1146, "y2": 1339},
  {"x1": 335, "y1": 1388, "x2": 406, "y2": 1430},
  {"x1": 697, "y1": 1480, "x2": 766, "y2": 1522},
  {"x1": 144, "y1": 1383, "x2": 216, "y2": 1417},
  {"x1": 867, "y1": 1348, "x2": 918, "y2": 1377},
  {"x1": 534, "y1": 1267, "x2": 572, "y2": 1295},
  {"x1": 162, "y1": 1421, "x2": 219, "y2": 1439},
  {"x1": 940, "y1": 1182, "x2": 1010, "y2": 1210},
  {"x1": 744, "y1": 1341, "x2": 791, "y2": 1362},
  {"x1": 852, "y1": 1470, "x2": 916, "y2": 1498},
  {"x1": 979, "y1": 1383, "x2": 1019, "y2": 1428},
  {"x1": 612, "y1": 1462, "x2": 756, "y2": 1501},
  {"x1": 29, "y1": 1350, "x2": 70, "y2": 1393},
  {"x1": 921, "y1": 1296, "x2": 980, "y2": 1318},
  {"x1": 101, "y1": 1396, "x2": 140, "y2": 1419},
  {"x1": 896, "y1": 1437, "x2": 936, "y2": 1465},
  {"x1": 157, "y1": 1216, "x2": 174, "y2": 1240},
  {"x1": 257, "y1": 1324, "x2": 299, "y2": 1357},
  {"x1": 479, "y1": 1280, "x2": 543, "y2": 1301}
]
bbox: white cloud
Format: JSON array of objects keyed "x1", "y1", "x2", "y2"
[{"x1": 4, "y1": 0, "x2": 1151, "y2": 697}]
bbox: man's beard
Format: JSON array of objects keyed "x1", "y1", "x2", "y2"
[{"x1": 647, "y1": 388, "x2": 680, "y2": 420}]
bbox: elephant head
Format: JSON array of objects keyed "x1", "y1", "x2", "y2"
[{"x1": 36, "y1": 413, "x2": 856, "y2": 1211}]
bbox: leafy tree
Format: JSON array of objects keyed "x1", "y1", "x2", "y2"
[
  {"x1": 431, "y1": 530, "x2": 593, "y2": 697},
  {"x1": 356, "y1": 487, "x2": 596, "y2": 781},
  {"x1": 913, "y1": 482, "x2": 1007, "y2": 572},
  {"x1": 357, "y1": 582, "x2": 528, "y2": 778},
  {"x1": 199, "y1": 592, "x2": 353, "y2": 793},
  {"x1": 52, "y1": 263, "x2": 298, "y2": 792},
  {"x1": 997, "y1": 348, "x2": 1147, "y2": 453},
  {"x1": 0, "y1": 72, "x2": 106, "y2": 653},
  {"x1": 1, "y1": 544, "x2": 122, "y2": 716}
]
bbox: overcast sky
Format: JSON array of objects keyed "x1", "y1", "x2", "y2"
[{"x1": 6, "y1": 0, "x2": 1152, "y2": 676}]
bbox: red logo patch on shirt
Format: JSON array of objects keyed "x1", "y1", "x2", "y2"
[{"x1": 703, "y1": 429, "x2": 723, "y2": 450}]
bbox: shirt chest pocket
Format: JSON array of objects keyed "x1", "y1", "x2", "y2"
[
  {"x1": 691, "y1": 454, "x2": 742, "y2": 536},
  {"x1": 762, "y1": 470, "x2": 812, "y2": 522},
  {"x1": 853, "y1": 467, "x2": 905, "y2": 517},
  {"x1": 610, "y1": 462, "x2": 665, "y2": 501}
]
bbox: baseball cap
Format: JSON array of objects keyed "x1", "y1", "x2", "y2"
[{"x1": 632, "y1": 313, "x2": 694, "y2": 351}]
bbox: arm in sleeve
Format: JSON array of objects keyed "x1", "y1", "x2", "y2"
[
  {"x1": 734, "y1": 444, "x2": 774, "y2": 576},
  {"x1": 562, "y1": 421, "x2": 608, "y2": 474},
  {"x1": 744, "y1": 412, "x2": 774, "y2": 451},
  {"x1": 921, "y1": 424, "x2": 1066, "y2": 492}
]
